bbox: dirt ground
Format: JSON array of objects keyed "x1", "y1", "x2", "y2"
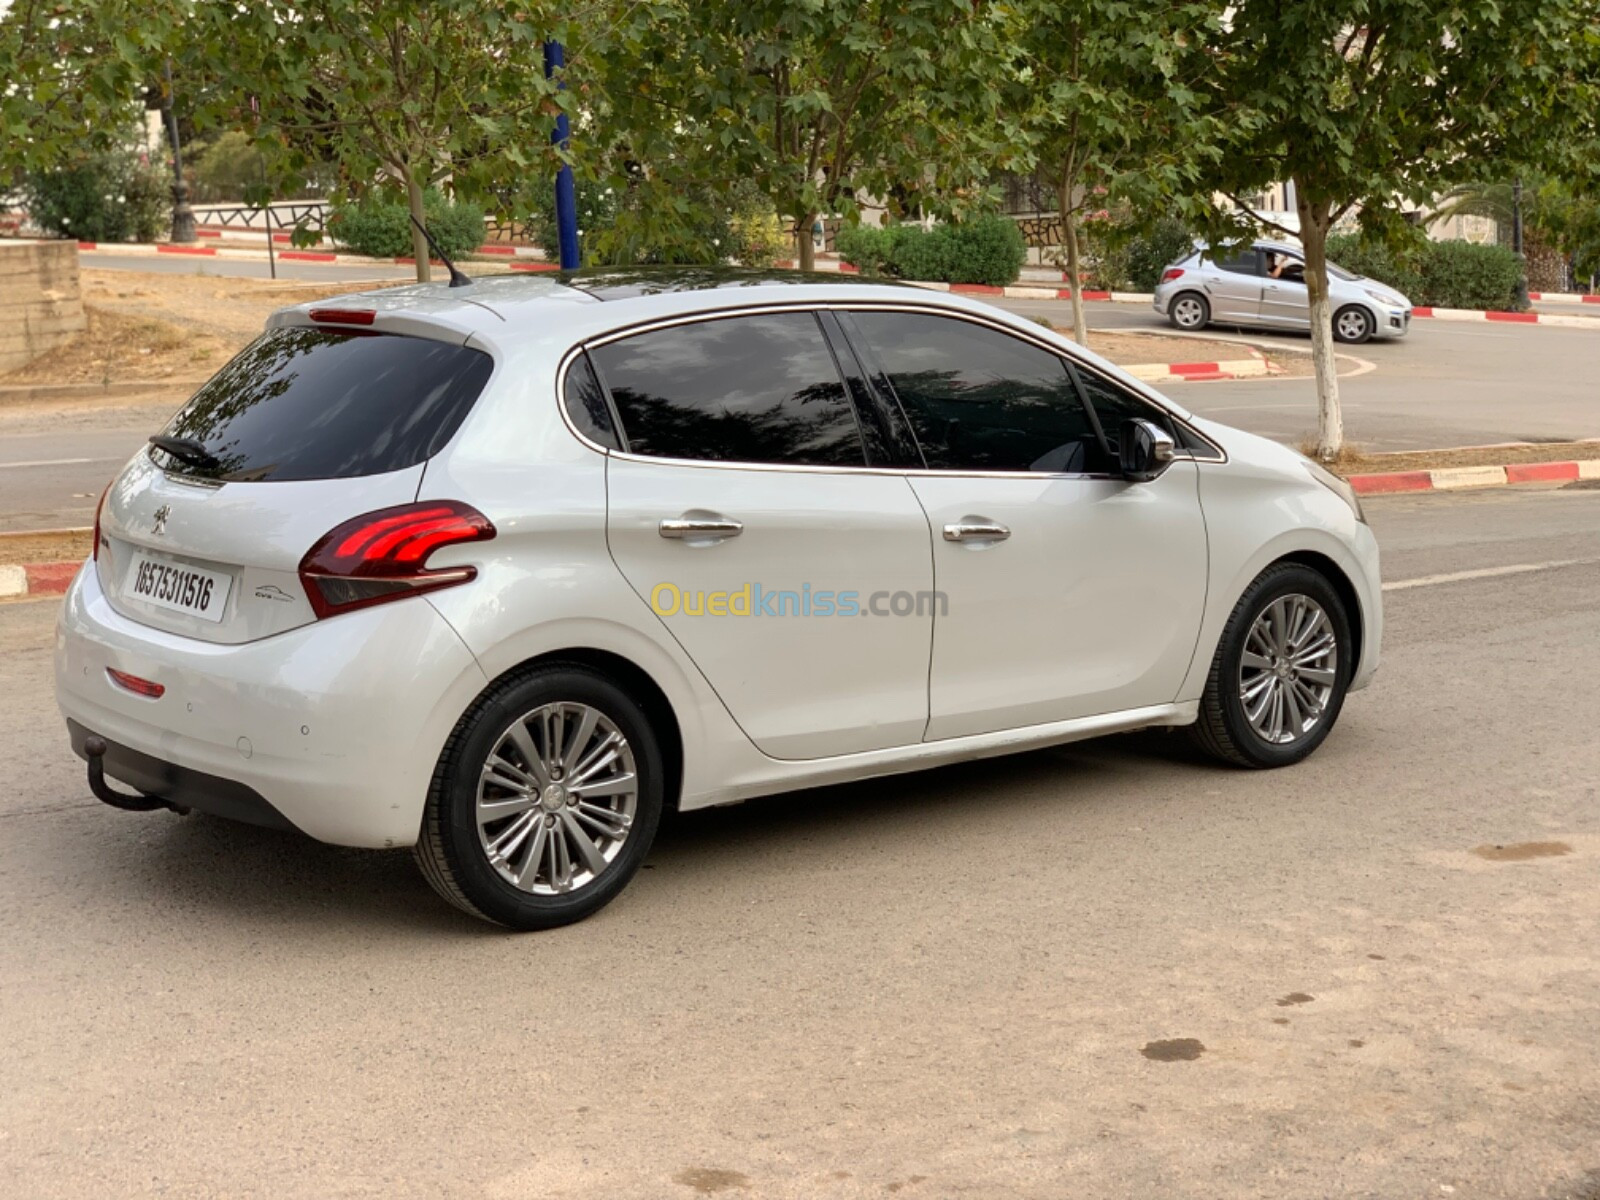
[
  {"x1": 1040, "y1": 324, "x2": 1310, "y2": 376},
  {"x1": 1308, "y1": 440, "x2": 1600, "y2": 475},
  {"x1": 0, "y1": 270, "x2": 406, "y2": 387},
  {"x1": 0, "y1": 530, "x2": 92, "y2": 566}
]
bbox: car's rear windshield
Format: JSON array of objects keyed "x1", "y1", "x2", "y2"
[{"x1": 149, "y1": 327, "x2": 494, "y2": 482}]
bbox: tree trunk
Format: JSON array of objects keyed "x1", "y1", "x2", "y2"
[
  {"x1": 1063, "y1": 209, "x2": 1088, "y2": 346},
  {"x1": 1296, "y1": 188, "x2": 1342, "y2": 460},
  {"x1": 797, "y1": 212, "x2": 818, "y2": 272},
  {"x1": 406, "y1": 171, "x2": 432, "y2": 284}
]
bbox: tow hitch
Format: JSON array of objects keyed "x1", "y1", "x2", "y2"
[{"x1": 84, "y1": 735, "x2": 190, "y2": 815}]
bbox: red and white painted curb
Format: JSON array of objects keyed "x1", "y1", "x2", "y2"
[
  {"x1": 1526, "y1": 291, "x2": 1600, "y2": 305},
  {"x1": 1410, "y1": 305, "x2": 1598, "y2": 329},
  {"x1": 1349, "y1": 458, "x2": 1600, "y2": 496},
  {"x1": 1125, "y1": 353, "x2": 1274, "y2": 384},
  {"x1": 0, "y1": 561, "x2": 80, "y2": 600}
]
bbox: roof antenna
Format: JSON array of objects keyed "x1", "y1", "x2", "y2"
[{"x1": 408, "y1": 214, "x2": 473, "y2": 288}]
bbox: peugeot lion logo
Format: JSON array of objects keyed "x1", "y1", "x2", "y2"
[{"x1": 151, "y1": 504, "x2": 171, "y2": 536}]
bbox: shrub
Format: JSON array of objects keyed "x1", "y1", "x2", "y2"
[
  {"x1": 330, "y1": 189, "x2": 486, "y2": 260},
  {"x1": 192, "y1": 131, "x2": 260, "y2": 203},
  {"x1": 1079, "y1": 215, "x2": 1196, "y2": 291},
  {"x1": 1326, "y1": 234, "x2": 1522, "y2": 310},
  {"x1": 838, "y1": 214, "x2": 1026, "y2": 286},
  {"x1": 24, "y1": 149, "x2": 168, "y2": 243},
  {"x1": 522, "y1": 175, "x2": 785, "y2": 267}
]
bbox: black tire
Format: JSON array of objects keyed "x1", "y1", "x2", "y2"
[
  {"x1": 1333, "y1": 305, "x2": 1375, "y2": 344},
  {"x1": 414, "y1": 663, "x2": 664, "y2": 930},
  {"x1": 1168, "y1": 291, "x2": 1210, "y2": 331},
  {"x1": 1192, "y1": 563, "x2": 1354, "y2": 769}
]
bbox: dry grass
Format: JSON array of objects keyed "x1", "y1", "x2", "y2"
[
  {"x1": 0, "y1": 529, "x2": 92, "y2": 566},
  {"x1": 1299, "y1": 439, "x2": 1600, "y2": 475},
  {"x1": 0, "y1": 307, "x2": 241, "y2": 386}
]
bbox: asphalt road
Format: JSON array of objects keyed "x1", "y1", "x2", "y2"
[
  {"x1": 996, "y1": 298, "x2": 1600, "y2": 451},
  {"x1": 2, "y1": 484, "x2": 1598, "y2": 1198}
]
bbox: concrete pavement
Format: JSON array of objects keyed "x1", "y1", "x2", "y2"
[{"x1": 2, "y1": 485, "x2": 1599, "y2": 1198}]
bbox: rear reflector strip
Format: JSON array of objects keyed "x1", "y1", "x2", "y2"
[
  {"x1": 307, "y1": 308, "x2": 377, "y2": 326},
  {"x1": 107, "y1": 668, "x2": 165, "y2": 699}
]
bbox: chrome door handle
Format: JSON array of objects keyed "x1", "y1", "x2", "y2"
[
  {"x1": 659, "y1": 516, "x2": 743, "y2": 540},
  {"x1": 943, "y1": 521, "x2": 1010, "y2": 543}
]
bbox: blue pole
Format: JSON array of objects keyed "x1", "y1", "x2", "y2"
[{"x1": 543, "y1": 40, "x2": 580, "y2": 270}]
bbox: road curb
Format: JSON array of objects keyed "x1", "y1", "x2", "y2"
[
  {"x1": 0, "y1": 379, "x2": 208, "y2": 404},
  {"x1": 1124, "y1": 357, "x2": 1272, "y2": 383},
  {"x1": 1349, "y1": 459, "x2": 1600, "y2": 495},
  {"x1": 0, "y1": 561, "x2": 79, "y2": 600},
  {"x1": 76, "y1": 240, "x2": 554, "y2": 271}
]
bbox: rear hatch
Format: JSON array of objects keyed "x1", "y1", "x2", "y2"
[{"x1": 97, "y1": 324, "x2": 494, "y2": 644}]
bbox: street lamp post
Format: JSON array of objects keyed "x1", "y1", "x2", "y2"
[
  {"x1": 542, "y1": 41, "x2": 580, "y2": 271},
  {"x1": 1512, "y1": 177, "x2": 1529, "y2": 310},
  {"x1": 162, "y1": 60, "x2": 196, "y2": 244}
]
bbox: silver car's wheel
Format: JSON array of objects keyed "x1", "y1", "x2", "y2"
[
  {"x1": 414, "y1": 664, "x2": 664, "y2": 929},
  {"x1": 1334, "y1": 306, "x2": 1374, "y2": 344},
  {"x1": 476, "y1": 702, "x2": 638, "y2": 895},
  {"x1": 1170, "y1": 293, "x2": 1209, "y2": 330},
  {"x1": 1192, "y1": 562, "x2": 1352, "y2": 768},
  {"x1": 1237, "y1": 595, "x2": 1337, "y2": 745}
]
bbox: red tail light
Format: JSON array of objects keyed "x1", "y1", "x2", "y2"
[
  {"x1": 107, "y1": 668, "x2": 165, "y2": 699},
  {"x1": 298, "y1": 501, "x2": 495, "y2": 619},
  {"x1": 307, "y1": 308, "x2": 376, "y2": 326},
  {"x1": 93, "y1": 482, "x2": 111, "y2": 561},
  {"x1": 1161, "y1": 268, "x2": 1185, "y2": 282}
]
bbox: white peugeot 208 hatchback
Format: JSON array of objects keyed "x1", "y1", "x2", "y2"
[{"x1": 56, "y1": 268, "x2": 1381, "y2": 929}]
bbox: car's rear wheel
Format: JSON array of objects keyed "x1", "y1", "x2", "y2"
[
  {"x1": 414, "y1": 664, "x2": 664, "y2": 929},
  {"x1": 1169, "y1": 292, "x2": 1210, "y2": 331},
  {"x1": 1333, "y1": 305, "x2": 1375, "y2": 344},
  {"x1": 1192, "y1": 563, "x2": 1353, "y2": 768}
]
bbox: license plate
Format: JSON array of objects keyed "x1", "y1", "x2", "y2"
[{"x1": 125, "y1": 552, "x2": 232, "y2": 622}]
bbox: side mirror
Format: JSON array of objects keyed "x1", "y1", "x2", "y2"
[{"x1": 1119, "y1": 418, "x2": 1177, "y2": 482}]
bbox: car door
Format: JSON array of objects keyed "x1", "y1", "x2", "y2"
[
  {"x1": 1259, "y1": 252, "x2": 1312, "y2": 329},
  {"x1": 1203, "y1": 247, "x2": 1267, "y2": 323},
  {"x1": 592, "y1": 310, "x2": 935, "y2": 761},
  {"x1": 843, "y1": 309, "x2": 1209, "y2": 741}
]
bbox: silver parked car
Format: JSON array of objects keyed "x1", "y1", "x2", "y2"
[{"x1": 1152, "y1": 240, "x2": 1412, "y2": 344}]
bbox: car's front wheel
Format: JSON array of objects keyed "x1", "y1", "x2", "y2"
[
  {"x1": 1192, "y1": 563, "x2": 1353, "y2": 768},
  {"x1": 1169, "y1": 292, "x2": 1210, "y2": 331},
  {"x1": 414, "y1": 664, "x2": 664, "y2": 929},
  {"x1": 1333, "y1": 305, "x2": 1375, "y2": 344}
]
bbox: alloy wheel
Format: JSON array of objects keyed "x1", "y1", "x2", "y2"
[
  {"x1": 1237, "y1": 594, "x2": 1338, "y2": 745},
  {"x1": 474, "y1": 702, "x2": 638, "y2": 895},
  {"x1": 1173, "y1": 296, "x2": 1206, "y2": 328},
  {"x1": 1336, "y1": 309, "x2": 1371, "y2": 341}
]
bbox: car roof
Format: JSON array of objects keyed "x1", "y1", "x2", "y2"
[{"x1": 270, "y1": 267, "x2": 930, "y2": 339}]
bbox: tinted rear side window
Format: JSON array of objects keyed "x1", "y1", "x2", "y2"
[
  {"x1": 151, "y1": 327, "x2": 493, "y2": 482},
  {"x1": 849, "y1": 311, "x2": 1104, "y2": 473},
  {"x1": 589, "y1": 313, "x2": 865, "y2": 466}
]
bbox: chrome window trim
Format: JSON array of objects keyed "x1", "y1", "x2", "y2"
[{"x1": 554, "y1": 299, "x2": 1226, "y2": 476}]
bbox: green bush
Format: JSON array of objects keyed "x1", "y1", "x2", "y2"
[
  {"x1": 1326, "y1": 234, "x2": 1522, "y2": 310},
  {"x1": 24, "y1": 149, "x2": 168, "y2": 243},
  {"x1": 522, "y1": 175, "x2": 785, "y2": 267},
  {"x1": 1079, "y1": 215, "x2": 1196, "y2": 291},
  {"x1": 330, "y1": 189, "x2": 486, "y2": 260},
  {"x1": 838, "y1": 214, "x2": 1026, "y2": 286}
]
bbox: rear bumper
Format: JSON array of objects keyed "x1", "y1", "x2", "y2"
[{"x1": 54, "y1": 561, "x2": 489, "y2": 848}]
